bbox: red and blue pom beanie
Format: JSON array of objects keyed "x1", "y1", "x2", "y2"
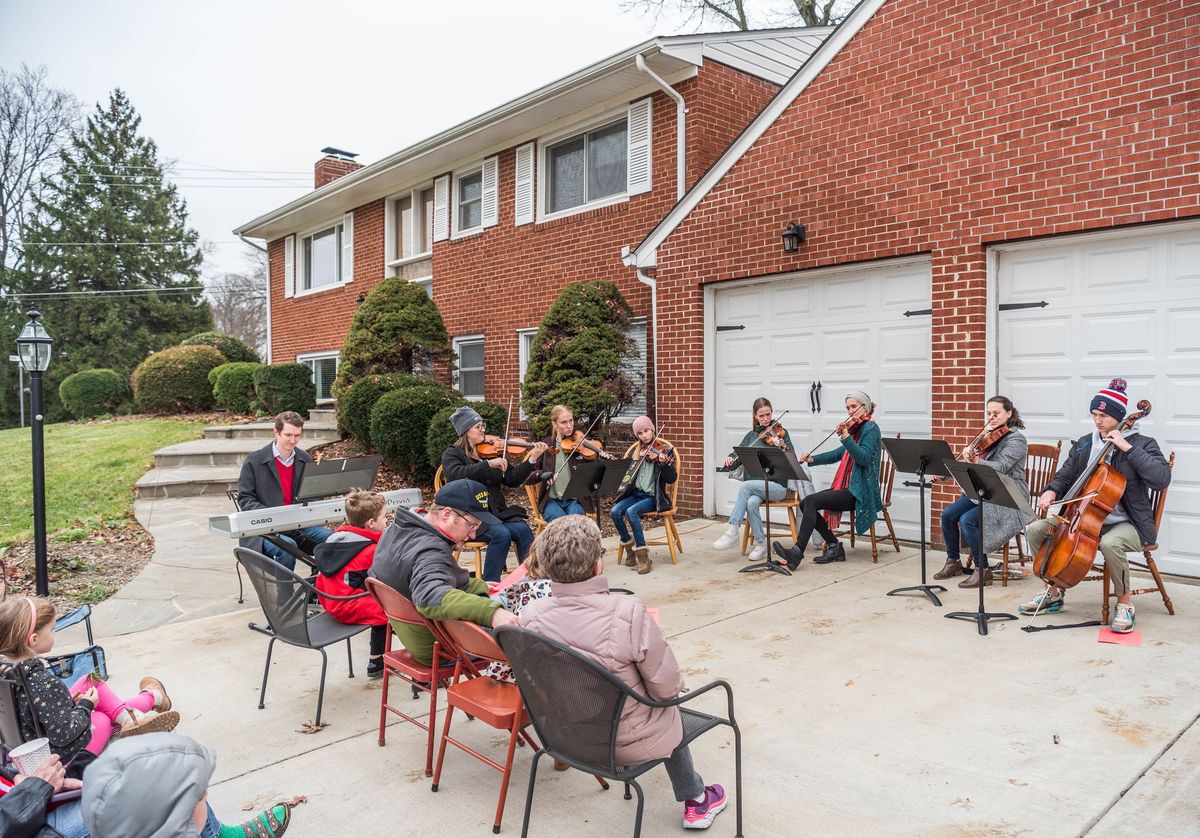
[{"x1": 1090, "y1": 378, "x2": 1129, "y2": 422}]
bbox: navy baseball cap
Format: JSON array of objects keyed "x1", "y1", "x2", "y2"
[{"x1": 434, "y1": 478, "x2": 501, "y2": 525}]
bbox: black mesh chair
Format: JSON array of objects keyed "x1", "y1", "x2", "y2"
[
  {"x1": 227, "y1": 490, "x2": 317, "y2": 603},
  {"x1": 235, "y1": 547, "x2": 370, "y2": 726},
  {"x1": 494, "y1": 626, "x2": 743, "y2": 838}
]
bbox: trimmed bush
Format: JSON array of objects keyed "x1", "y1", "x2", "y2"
[
  {"x1": 209, "y1": 362, "x2": 261, "y2": 413},
  {"x1": 58, "y1": 369, "x2": 127, "y2": 419},
  {"x1": 332, "y1": 278, "x2": 455, "y2": 398},
  {"x1": 181, "y1": 331, "x2": 260, "y2": 363},
  {"x1": 370, "y1": 381, "x2": 461, "y2": 481},
  {"x1": 336, "y1": 372, "x2": 431, "y2": 445},
  {"x1": 252, "y1": 363, "x2": 316, "y2": 417},
  {"x1": 131, "y1": 345, "x2": 225, "y2": 414},
  {"x1": 424, "y1": 400, "x2": 509, "y2": 471}
]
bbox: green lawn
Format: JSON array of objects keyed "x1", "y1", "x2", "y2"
[{"x1": 0, "y1": 418, "x2": 203, "y2": 547}]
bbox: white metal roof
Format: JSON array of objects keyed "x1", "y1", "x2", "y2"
[{"x1": 234, "y1": 28, "x2": 832, "y2": 241}]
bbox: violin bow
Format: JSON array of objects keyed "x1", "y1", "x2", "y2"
[
  {"x1": 501, "y1": 396, "x2": 514, "y2": 459},
  {"x1": 808, "y1": 404, "x2": 864, "y2": 454},
  {"x1": 544, "y1": 410, "x2": 606, "y2": 494}
]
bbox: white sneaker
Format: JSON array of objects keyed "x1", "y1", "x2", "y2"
[
  {"x1": 1111, "y1": 602, "x2": 1136, "y2": 633},
  {"x1": 748, "y1": 541, "x2": 767, "y2": 561},
  {"x1": 712, "y1": 525, "x2": 739, "y2": 551}
]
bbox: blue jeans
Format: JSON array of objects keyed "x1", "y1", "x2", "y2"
[
  {"x1": 941, "y1": 495, "x2": 982, "y2": 565},
  {"x1": 261, "y1": 525, "x2": 332, "y2": 571},
  {"x1": 729, "y1": 481, "x2": 787, "y2": 543},
  {"x1": 46, "y1": 801, "x2": 88, "y2": 838},
  {"x1": 200, "y1": 803, "x2": 221, "y2": 838},
  {"x1": 543, "y1": 497, "x2": 585, "y2": 521},
  {"x1": 611, "y1": 492, "x2": 657, "y2": 547},
  {"x1": 480, "y1": 519, "x2": 534, "y2": 582}
]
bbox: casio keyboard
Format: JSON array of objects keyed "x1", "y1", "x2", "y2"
[{"x1": 208, "y1": 487, "x2": 423, "y2": 539}]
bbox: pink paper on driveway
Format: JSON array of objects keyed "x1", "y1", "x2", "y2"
[{"x1": 1097, "y1": 628, "x2": 1143, "y2": 646}]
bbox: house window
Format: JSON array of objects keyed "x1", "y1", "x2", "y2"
[
  {"x1": 454, "y1": 336, "x2": 485, "y2": 400},
  {"x1": 302, "y1": 223, "x2": 343, "y2": 291},
  {"x1": 456, "y1": 170, "x2": 483, "y2": 232},
  {"x1": 298, "y1": 352, "x2": 339, "y2": 402},
  {"x1": 546, "y1": 119, "x2": 627, "y2": 215},
  {"x1": 517, "y1": 328, "x2": 538, "y2": 418},
  {"x1": 392, "y1": 187, "x2": 435, "y2": 262},
  {"x1": 517, "y1": 320, "x2": 646, "y2": 420}
]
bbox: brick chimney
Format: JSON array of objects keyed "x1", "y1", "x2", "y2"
[{"x1": 314, "y1": 147, "x2": 362, "y2": 188}]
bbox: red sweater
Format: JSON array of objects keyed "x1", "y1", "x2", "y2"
[{"x1": 275, "y1": 459, "x2": 295, "y2": 505}]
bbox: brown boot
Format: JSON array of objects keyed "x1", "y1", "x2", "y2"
[
  {"x1": 959, "y1": 567, "x2": 994, "y2": 588},
  {"x1": 933, "y1": 559, "x2": 967, "y2": 581},
  {"x1": 139, "y1": 676, "x2": 171, "y2": 711},
  {"x1": 634, "y1": 546, "x2": 652, "y2": 575},
  {"x1": 621, "y1": 539, "x2": 637, "y2": 567}
]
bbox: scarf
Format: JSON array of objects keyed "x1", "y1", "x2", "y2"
[{"x1": 823, "y1": 417, "x2": 870, "y2": 532}]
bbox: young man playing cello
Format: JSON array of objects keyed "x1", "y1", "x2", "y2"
[{"x1": 1020, "y1": 379, "x2": 1170, "y2": 633}]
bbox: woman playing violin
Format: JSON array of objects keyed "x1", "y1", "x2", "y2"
[
  {"x1": 534, "y1": 405, "x2": 601, "y2": 522},
  {"x1": 611, "y1": 415, "x2": 678, "y2": 575},
  {"x1": 441, "y1": 406, "x2": 548, "y2": 582},
  {"x1": 1018, "y1": 378, "x2": 1170, "y2": 633},
  {"x1": 933, "y1": 396, "x2": 1033, "y2": 588},
  {"x1": 712, "y1": 397, "x2": 795, "y2": 562},
  {"x1": 771, "y1": 391, "x2": 882, "y2": 570}
]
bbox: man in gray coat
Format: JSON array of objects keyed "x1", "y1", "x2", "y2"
[{"x1": 236, "y1": 410, "x2": 331, "y2": 570}]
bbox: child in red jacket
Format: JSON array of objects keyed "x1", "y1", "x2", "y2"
[{"x1": 315, "y1": 489, "x2": 389, "y2": 678}]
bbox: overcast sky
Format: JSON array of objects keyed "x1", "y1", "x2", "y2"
[{"x1": 1, "y1": 0, "x2": 698, "y2": 279}]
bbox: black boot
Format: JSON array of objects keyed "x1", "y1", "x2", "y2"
[
  {"x1": 772, "y1": 541, "x2": 804, "y2": 571},
  {"x1": 813, "y1": 541, "x2": 846, "y2": 564}
]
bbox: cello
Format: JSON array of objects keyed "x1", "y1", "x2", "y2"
[{"x1": 1034, "y1": 399, "x2": 1151, "y2": 590}]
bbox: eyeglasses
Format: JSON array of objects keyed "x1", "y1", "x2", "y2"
[{"x1": 449, "y1": 508, "x2": 482, "y2": 532}]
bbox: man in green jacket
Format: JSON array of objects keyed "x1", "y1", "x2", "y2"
[{"x1": 370, "y1": 478, "x2": 518, "y2": 665}]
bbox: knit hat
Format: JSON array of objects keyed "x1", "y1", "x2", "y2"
[
  {"x1": 846, "y1": 390, "x2": 874, "y2": 412},
  {"x1": 1090, "y1": 378, "x2": 1129, "y2": 422},
  {"x1": 632, "y1": 415, "x2": 655, "y2": 434},
  {"x1": 450, "y1": 406, "x2": 484, "y2": 437}
]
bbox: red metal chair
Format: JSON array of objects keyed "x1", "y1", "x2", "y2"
[{"x1": 365, "y1": 578, "x2": 459, "y2": 777}]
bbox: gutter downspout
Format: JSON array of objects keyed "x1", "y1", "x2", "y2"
[
  {"x1": 635, "y1": 265, "x2": 659, "y2": 421},
  {"x1": 238, "y1": 233, "x2": 272, "y2": 363},
  {"x1": 635, "y1": 54, "x2": 686, "y2": 200}
]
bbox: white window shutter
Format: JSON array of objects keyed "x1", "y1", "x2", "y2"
[
  {"x1": 626, "y1": 97, "x2": 653, "y2": 196},
  {"x1": 283, "y1": 235, "x2": 295, "y2": 298},
  {"x1": 341, "y1": 212, "x2": 354, "y2": 282},
  {"x1": 513, "y1": 144, "x2": 534, "y2": 226},
  {"x1": 433, "y1": 175, "x2": 450, "y2": 242},
  {"x1": 481, "y1": 156, "x2": 499, "y2": 228}
]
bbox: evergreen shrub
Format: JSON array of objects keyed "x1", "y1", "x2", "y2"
[
  {"x1": 58, "y1": 369, "x2": 127, "y2": 419},
  {"x1": 208, "y1": 362, "x2": 261, "y2": 413},
  {"x1": 370, "y1": 381, "x2": 460, "y2": 481},
  {"x1": 252, "y1": 363, "x2": 316, "y2": 417},
  {"x1": 131, "y1": 345, "x2": 225, "y2": 413},
  {"x1": 181, "y1": 331, "x2": 260, "y2": 363},
  {"x1": 336, "y1": 372, "x2": 430, "y2": 446}
]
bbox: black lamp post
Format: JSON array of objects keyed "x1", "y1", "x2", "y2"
[{"x1": 16, "y1": 310, "x2": 53, "y2": 596}]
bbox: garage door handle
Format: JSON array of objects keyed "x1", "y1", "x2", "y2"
[
  {"x1": 809, "y1": 382, "x2": 817, "y2": 413},
  {"x1": 816, "y1": 381, "x2": 822, "y2": 413},
  {"x1": 716, "y1": 324, "x2": 746, "y2": 331},
  {"x1": 998, "y1": 301, "x2": 1049, "y2": 311}
]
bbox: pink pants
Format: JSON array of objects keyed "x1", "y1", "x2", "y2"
[{"x1": 68, "y1": 679, "x2": 155, "y2": 755}]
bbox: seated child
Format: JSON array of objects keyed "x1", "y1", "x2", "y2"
[
  {"x1": 0, "y1": 597, "x2": 178, "y2": 775},
  {"x1": 517, "y1": 516, "x2": 728, "y2": 830},
  {"x1": 484, "y1": 551, "x2": 553, "y2": 684},
  {"x1": 314, "y1": 489, "x2": 390, "y2": 678}
]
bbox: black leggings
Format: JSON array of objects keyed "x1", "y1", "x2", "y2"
[{"x1": 794, "y1": 489, "x2": 856, "y2": 549}]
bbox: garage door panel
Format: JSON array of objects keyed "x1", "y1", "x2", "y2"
[
  {"x1": 1162, "y1": 376, "x2": 1200, "y2": 422},
  {"x1": 769, "y1": 333, "x2": 816, "y2": 372},
  {"x1": 877, "y1": 378, "x2": 929, "y2": 418},
  {"x1": 1083, "y1": 244, "x2": 1154, "y2": 291},
  {"x1": 1166, "y1": 308, "x2": 1200, "y2": 357},
  {"x1": 717, "y1": 288, "x2": 765, "y2": 323},
  {"x1": 1081, "y1": 310, "x2": 1156, "y2": 359},
  {"x1": 1003, "y1": 377, "x2": 1074, "y2": 423},
  {"x1": 720, "y1": 335, "x2": 767, "y2": 373},
  {"x1": 879, "y1": 324, "x2": 930, "y2": 365},
  {"x1": 881, "y1": 268, "x2": 930, "y2": 308},
  {"x1": 823, "y1": 328, "x2": 871, "y2": 367},
  {"x1": 1171, "y1": 240, "x2": 1200, "y2": 284},
  {"x1": 1003, "y1": 254, "x2": 1072, "y2": 298},
  {"x1": 1003, "y1": 315, "x2": 1073, "y2": 360},
  {"x1": 771, "y1": 283, "x2": 814, "y2": 316},
  {"x1": 825, "y1": 276, "x2": 871, "y2": 316}
]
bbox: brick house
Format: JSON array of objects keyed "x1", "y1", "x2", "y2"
[
  {"x1": 624, "y1": 0, "x2": 1199, "y2": 573},
  {"x1": 233, "y1": 29, "x2": 833, "y2": 422}
]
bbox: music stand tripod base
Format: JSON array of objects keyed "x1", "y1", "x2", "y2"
[
  {"x1": 732, "y1": 445, "x2": 808, "y2": 577},
  {"x1": 887, "y1": 580, "x2": 946, "y2": 607},
  {"x1": 881, "y1": 437, "x2": 956, "y2": 608}
]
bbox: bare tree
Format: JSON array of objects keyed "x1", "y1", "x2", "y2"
[
  {"x1": 623, "y1": 0, "x2": 854, "y2": 30},
  {"x1": 207, "y1": 245, "x2": 267, "y2": 356},
  {"x1": 0, "y1": 65, "x2": 80, "y2": 280}
]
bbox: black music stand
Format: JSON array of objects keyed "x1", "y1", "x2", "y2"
[
  {"x1": 941, "y1": 460, "x2": 1025, "y2": 636},
  {"x1": 733, "y1": 445, "x2": 809, "y2": 577},
  {"x1": 563, "y1": 458, "x2": 632, "y2": 526},
  {"x1": 883, "y1": 437, "x2": 955, "y2": 607}
]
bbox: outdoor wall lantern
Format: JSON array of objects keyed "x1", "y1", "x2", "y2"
[
  {"x1": 781, "y1": 222, "x2": 806, "y2": 253},
  {"x1": 16, "y1": 310, "x2": 53, "y2": 596}
]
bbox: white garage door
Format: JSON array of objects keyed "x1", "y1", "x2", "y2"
[
  {"x1": 996, "y1": 221, "x2": 1200, "y2": 577},
  {"x1": 711, "y1": 258, "x2": 932, "y2": 542}
]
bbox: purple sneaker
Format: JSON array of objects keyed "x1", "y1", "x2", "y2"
[{"x1": 683, "y1": 784, "x2": 727, "y2": 830}]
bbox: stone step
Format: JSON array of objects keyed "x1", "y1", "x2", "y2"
[
  {"x1": 153, "y1": 437, "x2": 327, "y2": 468},
  {"x1": 202, "y1": 421, "x2": 340, "y2": 441},
  {"x1": 309, "y1": 407, "x2": 337, "y2": 423},
  {"x1": 134, "y1": 466, "x2": 241, "y2": 500}
]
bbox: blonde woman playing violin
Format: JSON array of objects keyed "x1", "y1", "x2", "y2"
[
  {"x1": 772, "y1": 391, "x2": 882, "y2": 571},
  {"x1": 712, "y1": 397, "x2": 795, "y2": 562}
]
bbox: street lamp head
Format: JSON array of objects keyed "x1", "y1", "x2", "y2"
[{"x1": 16, "y1": 310, "x2": 53, "y2": 373}]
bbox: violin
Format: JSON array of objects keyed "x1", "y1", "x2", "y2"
[
  {"x1": 1034, "y1": 399, "x2": 1152, "y2": 590},
  {"x1": 959, "y1": 423, "x2": 1012, "y2": 462},
  {"x1": 475, "y1": 436, "x2": 538, "y2": 459},
  {"x1": 755, "y1": 411, "x2": 789, "y2": 446},
  {"x1": 556, "y1": 431, "x2": 614, "y2": 461},
  {"x1": 642, "y1": 439, "x2": 676, "y2": 465}
]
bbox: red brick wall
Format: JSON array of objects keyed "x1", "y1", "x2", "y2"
[
  {"x1": 267, "y1": 61, "x2": 780, "y2": 399},
  {"x1": 654, "y1": 0, "x2": 1200, "y2": 514},
  {"x1": 314, "y1": 156, "x2": 364, "y2": 188}
]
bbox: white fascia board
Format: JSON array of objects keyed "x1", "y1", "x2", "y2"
[{"x1": 628, "y1": 0, "x2": 887, "y2": 264}]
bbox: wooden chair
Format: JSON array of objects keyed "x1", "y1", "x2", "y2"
[
  {"x1": 739, "y1": 487, "x2": 800, "y2": 555},
  {"x1": 846, "y1": 435, "x2": 901, "y2": 563},
  {"x1": 1084, "y1": 451, "x2": 1176, "y2": 624},
  {"x1": 434, "y1": 465, "x2": 485, "y2": 578},
  {"x1": 1000, "y1": 440, "x2": 1062, "y2": 586},
  {"x1": 522, "y1": 463, "x2": 549, "y2": 537},
  {"x1": 614, "y1": 440, "x2": 683, "y2": 566}
]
